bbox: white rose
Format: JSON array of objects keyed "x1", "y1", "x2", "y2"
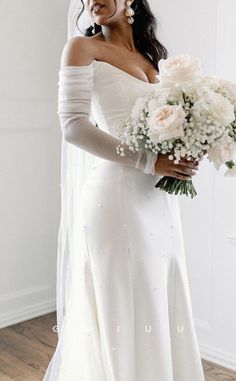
[
  {"x1": 207, "y1": 91, "x2": 235, "y2": 126},
  {"x1": 207, "y1": 143, "x2": 236, "y2": 170},
  {"x1": 157, "y1": 54, "x2": 202, "y2": 85},
  {"x1": 218, "y1": 78, "x2": 236, "y2": 106},
  {"x1": 199, "y1": 75, "x2": 221, "y2": 91},
  {"x1": 147, "y1": 105, "x2": 186, "y2": 144}
]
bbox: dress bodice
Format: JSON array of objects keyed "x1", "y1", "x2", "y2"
[{"x1": 91, "y1": 60, "x2": 159, "y2": 137}]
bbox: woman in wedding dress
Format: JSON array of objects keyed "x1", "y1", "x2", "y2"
[{"x1": 43, "y1": 0, "x2": 205, "y2": 380}]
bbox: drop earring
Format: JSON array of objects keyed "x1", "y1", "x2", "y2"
[{"x1": 125, "y1": 0, "x2": 135, "y2": 24}]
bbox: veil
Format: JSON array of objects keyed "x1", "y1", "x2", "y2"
[{"x1": 56, "y1": 0, "x2": 97, "y2": 335}]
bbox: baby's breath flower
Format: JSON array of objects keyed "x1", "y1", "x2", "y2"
[{"x1": 115, "y1": 65, "x2": 236, "y2": 195}]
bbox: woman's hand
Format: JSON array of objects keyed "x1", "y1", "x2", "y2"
[{"x1": 155, "y1": 153, "x2": 201, "y2": 180}]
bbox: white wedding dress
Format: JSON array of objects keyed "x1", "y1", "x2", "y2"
[{"x1": 43, "y1": 60, "x2": 205, "y2": 381}]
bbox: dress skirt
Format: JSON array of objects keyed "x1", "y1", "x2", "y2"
[{"x1": 45, "y1": 158, "x2": 205, "y2": 381}]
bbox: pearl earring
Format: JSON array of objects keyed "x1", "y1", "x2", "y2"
[{"x1": 125, "y1": 0, "x2": 135, "y2": 24}]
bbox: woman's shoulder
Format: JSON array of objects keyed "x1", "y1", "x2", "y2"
[{"x1": 60, "y1": 35, "x2": 102, "y2": 68}]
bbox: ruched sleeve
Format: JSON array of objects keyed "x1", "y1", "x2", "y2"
[{"x1": 57, "y1": 63, "x2": 158, "y2": 175}]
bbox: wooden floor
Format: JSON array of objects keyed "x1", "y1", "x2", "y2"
[{"x1": 0, "y1": 312, "x2": 235, "y2": 380}]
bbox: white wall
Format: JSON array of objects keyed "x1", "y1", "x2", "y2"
[
  {"x1": 151, "y1": 0, "x2": 236, "y2": 370},
  {"x1": 0, "y1": 0, "x2": 68, "y2": 327},
  {"x1": 1, "y1": 0, "x2": 236, "y2": 372}
]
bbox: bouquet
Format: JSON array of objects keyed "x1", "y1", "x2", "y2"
[{"x1": 116, "y1": 54, "x2": 236, "y2": 198}]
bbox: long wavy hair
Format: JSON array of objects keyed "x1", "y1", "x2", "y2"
[{"x1": 76, "y1": 0, "x2": 168, "y2": 71}]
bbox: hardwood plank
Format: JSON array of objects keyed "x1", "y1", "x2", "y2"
[
  {"x1": 1, "y1": 313, "x2": 236, "y2": 380},
  {"x1": 0, "y1": 353, "x2": 40, "y2": 381},
  {"x1": 34, "y1": 312, "x2": 57, "y2": 329},
  {"x1": 0, "y1": 368, "x2": 15, "y2": 381},
  {"x1": 0, "y1": 328, "x2": 52, "y2": 377},
  {"x1": 203, "y1": 359, "x2": 236, "y2": 381},
  {"x1": 10, "y1": 317, "x2": 58, "y2": 351}
]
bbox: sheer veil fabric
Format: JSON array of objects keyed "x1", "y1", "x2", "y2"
[
  {"x1": 57, "y1": 0, "x2": 97, "y2": 335},
  {"x1": 43, "y1": 2, "x2": 103, "y2": 379}
]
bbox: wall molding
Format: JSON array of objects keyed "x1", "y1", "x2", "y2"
[
  {"x1": 0, "y1": 285, "x2": 56, "y2": 329},
  {"x1": 200, "y1": 341, "x2": 236, "y2": 372}
]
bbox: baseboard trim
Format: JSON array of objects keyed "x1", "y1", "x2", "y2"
[
  {"x1": 0, "y1": 298, "x2": 56, "y2": 329},
  {"x1": 200, "y1": 342, "x2": 236, "y2": 372},
  {"x1": 0, "y1": 285, "x2": 56, "y2": 329}
]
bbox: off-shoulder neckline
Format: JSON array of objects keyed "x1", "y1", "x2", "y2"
[
  {"x1": 94, "y1": 60, "x2": 159, "y2": 86},
  {"x1": 61, "y1": 60, "x2": 159, "y2": 86}
]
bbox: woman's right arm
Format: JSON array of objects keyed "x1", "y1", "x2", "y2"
[{"x1": 58, "y1": 38, "x2": 158, "y2": 176}]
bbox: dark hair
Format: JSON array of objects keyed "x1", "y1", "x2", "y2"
[{"x1": 76, "y1": 0, "x2": 168, "y2": 71}]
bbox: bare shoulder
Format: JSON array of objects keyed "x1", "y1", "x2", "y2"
[{"x1": 60, "y1": 36, "x2": 97, "y2": 68}]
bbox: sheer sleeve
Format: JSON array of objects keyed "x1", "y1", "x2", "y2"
[{"x1": 57, "y1": 63, "x2": 158, "y2": 175}]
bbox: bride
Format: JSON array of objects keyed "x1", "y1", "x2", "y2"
[{"x1": 43, "y1": 0, "x2": 205, "y2": 380}]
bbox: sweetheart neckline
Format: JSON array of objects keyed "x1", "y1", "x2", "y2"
[{"x1": 94, "y1": 60, "x2": 160, "y2": 86}]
